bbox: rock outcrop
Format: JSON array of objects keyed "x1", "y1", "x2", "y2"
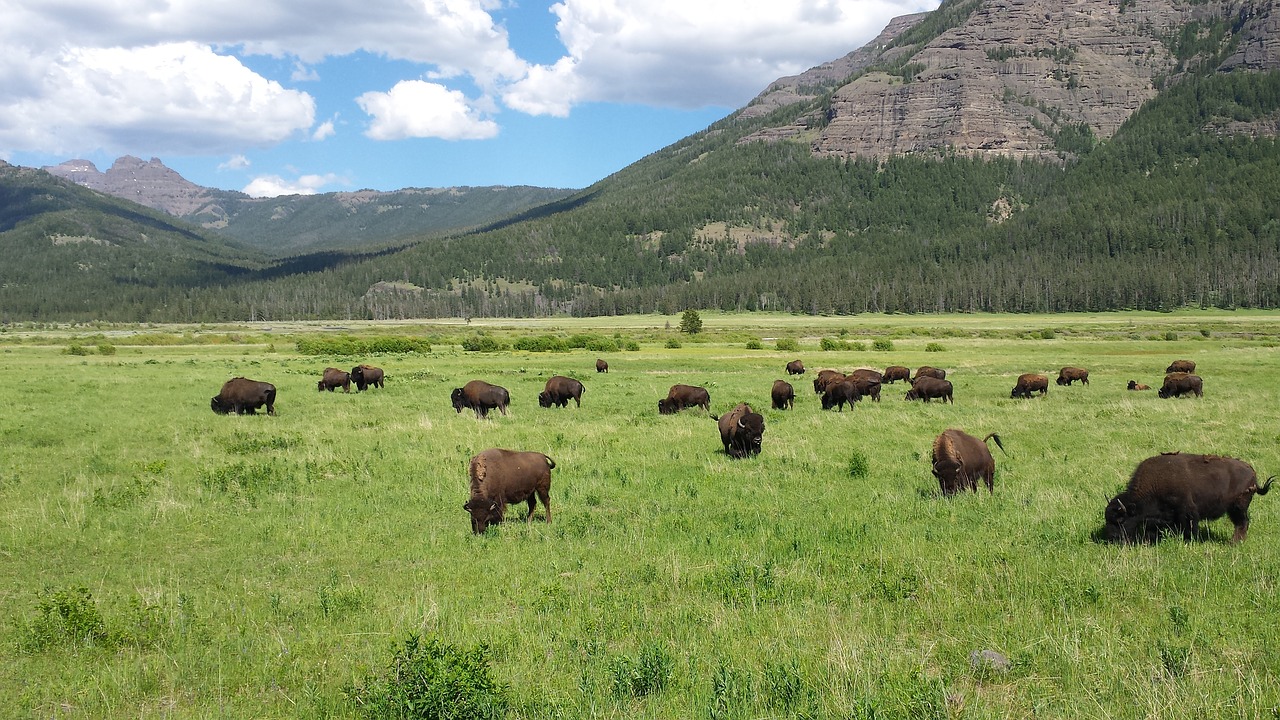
[{"x1": 44, "y1": 156, "x2": 215, "y2": 216}]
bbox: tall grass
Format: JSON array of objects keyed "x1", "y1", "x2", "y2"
[{"x1": 1, "y1": 315, "x2": 1279, "y2": 718}]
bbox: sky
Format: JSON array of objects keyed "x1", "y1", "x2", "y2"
[{"x1": 1, "y1": 0, "x2": 939, "y2": 196}]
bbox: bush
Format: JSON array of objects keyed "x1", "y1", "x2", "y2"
[
  {"x1": 745, "y1": 339, "x2": 763, "y2": 350},
  {"x1": 610, "y1": 642, "x2": 674, "y2": 698},
  {"x1": 775, "y1": 338, "x2": 799, "y2": 352},
  {"x1": 347, "y1": 634, "x2": 508, "y2": 720},
  {"x1": 1039, "y1": 328, "x2": 1057, "y2": 339},
  {"x1": 848, "y1": 451, "x2": 870, "y2": 480},
  {"x1": 97, "y1": 343, "x2": 117, "y2": 356},
  {"x1": 585, "y1": 339, "x2": 620, "y2": 353},
  {"x1": 297, "y1": 335, "x2": 431, "y2": 355},
  {"x1": 924, "y1": 342, "x2": 945, "y2": 353},
  {"x1": 872, "y1": 338, "x2": 895, "y2": 352},
  {"x1": 665, "y1": 338, "x2": 682, "y2": 349},
  {"x1": 459, "y1": 335, "x2": 508, "y2": 353},
  {"x1": 623, "y1": 340, "x2": 641, "y2": 351},
  {"x1": 512, "y1": 335, "x2": 569, "y2": 352},
  {"x1": 65, "y1": 344, "x2": 91, "y2": 356},
  {"x1": 19, "y1": 587, "x2": 116, "y2": 652},
  {"x1": 1163, "y1": 331, "x2": 1179, "y2": 341}
]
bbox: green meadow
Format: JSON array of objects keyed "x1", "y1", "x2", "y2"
[{"x1": 2, "y1": 312, "x2": 1280, "y2": 719}]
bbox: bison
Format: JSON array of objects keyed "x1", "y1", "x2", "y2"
[
  {"x1": 848, "y1": 368, "x2": 883, "y2": 383},
  {"x1": 786, "y1": 360, "x2": 806, "y2": 375},
  {"x1": 463, "y1": 448, "x2": 555, "y2": 534},
  {"x1": 905, "y1": 377, "x2": 953, "y2": 403},
  {"x1": 931, "y1": 429, "x2": 1005, "y2": 496},
  {"x1": 658, "y1": 384, "x2": 711, "y2": 414},
  {"x1": 1056, "y1": 367, "x2": 1089, "y2": 386},
  {"x1": 1159, "y1": 372, "x2": 1203, "y2": 399},
  {"x1": 813, "y1": 369, "x2": 845, "y2": 395},
  {"x1": 211, "y1": 377, "x2": 276, "y2": 416},
  {"x1": 1010, "y1": 373, "x2": 1049, "y2": 399},
  {"x1": 538, "y1": 375, "x2": 585, "y2": 408},
  {"x1": 1166, "y1": 359, "x2": 1196, "y2": 373},
  {"x1": 882, "y1": 366, "x2": 911, "y2": 384},
  {"x1": 317, "y1": 367, "x2": 351, "y2": 393},
  {"x1": 451, "y1": 380, "x2": 511, "y2": 418},
  {"x1": 848, "y1": 375, "x2": 881, "y2": 402},
  {"x1": 1127, "y1": 380, "x2": 1151, "y2": 391},
  {"x1": 913, "y1": 366, "x2": 946, "y2": 383},
  {"x1": 771, "y1": 380, "x2": 795, "y2": 410},
  {"x1": 351, "y1": 364, "x2": 384, "y2": 391},
  {"x1": 596, "y1": 358, "x2": 609, "y2": 373},
  {"x1": 717, "y1": 403, "x2": 765, "y2": 459},
  {"x1": 821, "y1": 379, "x2": 862, "y2": 411},
  {"x1": 1104, "y1": 452, "x2": 1273, "y2": 544}
]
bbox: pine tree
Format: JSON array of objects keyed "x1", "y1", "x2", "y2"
[{"x1": 679, "y1": 309, "x2": 703, "y2": 334}]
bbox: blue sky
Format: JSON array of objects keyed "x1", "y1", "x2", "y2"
[{"x1": 1, "y1": 1, "x2": 938, "y2": 195}]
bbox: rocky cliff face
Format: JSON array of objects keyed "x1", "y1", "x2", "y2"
[
  {"x1": 746, "y1": 0, "x2": 1278, "y2": 162},
  {"x1": 44, "y1": 156, "x2": 216, "y2": 216}
]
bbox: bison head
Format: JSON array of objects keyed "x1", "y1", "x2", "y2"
[
  {"x1": 351, "y1": 366, "x2": 365, "y2": 383},
  {"x1": 658, "y1": 398, "x2": 678, "y2": 415},
  {"x1": 451, "y1": 387, "x2": 466, "y2": 412},
  {"x1": 210, "y1": 396, "x2": 231, "y2": 414},
  {"x1": 538, "y1": 391, "x2": 553, "y2": 408},
  {"x1": 317, "y1": 380, "x2": 326, "y2": 392},
  {"x1": 463, "y1": 496, "x2": 503, "y2": 534},
  {"x1": 1102, "y1": 493, "x2": 1159, "y2": 543},
  {"x1": 735, "y1": 413, "x2": 765, "y2": 457}
]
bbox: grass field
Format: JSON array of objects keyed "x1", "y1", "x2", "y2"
[{"x1": 2, "y1": 311, "x2": 1280, "y2": 719}]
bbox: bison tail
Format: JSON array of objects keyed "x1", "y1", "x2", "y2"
[
  {"x1": 984, "y1": 433, "x2": 1007, "y2": 455},
  {"x1": 545, "y1": 456, "x2": 557, "y2": 470},
  {"x1": 1259, "y1": 476, "x2": 1276, "y2": 496}
]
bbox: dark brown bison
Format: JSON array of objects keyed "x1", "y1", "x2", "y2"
[
  {"x1": 821, "y1": 379, "x2": 862, "y2": 411},
  {"x1": 813, "y1": 369, "x2": 845, "y2": 395},
  {"x1": 596, "y1": 358, "x2": 609, "y2": 373},
  {"x1": 538, "y1": 376, "x2": 585, "y2": 408},
  {"x1": 462, "y1": 448, "x2": 555, "y2": 534},
  {"x1": 317, "y1": 367, "x2": 351, "y2": 393},
  {"x1": 882, "y1": 366, "x2": 911, "y2": 384},
  {"x1": 1104, "y1": 453, "x2": 1273, "y2": 543},
  {"x1": 786, "y1": 360, "x2": 806, "y2": 375},
  {"x1": 1166, "y1": 359, "x2": 1196, "y2": 373},
  {"x1": 211, "y1": 377, "x2": 276, "y2": 416},
  {"x1": 1056, "y1": 367, "x2": 1089, "y2": 386},
  {"x1": 905, "y1": 377, "x2": 953, "y2": 403},
  {"x1": 717, "y1": 403, "x2": 765, "y2": 459},
  {"x1": 658, "y1": 384, "x2": 711, "y2": 414},
  {"x1": 1127, "y1": 380, "x2": 1151, "y2": 391},
  {"x1": 1159, "y1": 372, "x2": 1203, "y2": 399},
  {"x1": 847, "y1": 375, "x2": 881, "y2": 402},
  {"x1": 451, "y1": 380, "x2": 511, "y2": 418},
  {"x1": 913, "y1": 366, "x2": 946, "y2": 382},
  {"x1": 1010, "y1": 373, "x2": 1049, "y2": 399},
  {"x1": 771, "y1": 380, "x2": 795, "y2": 410},
  {"x1": 351, "y1": 364, "x2": 384, "y2": 391},
  {"x1": 931, "y1": 429, "x2": 1004, "y2": 495}
]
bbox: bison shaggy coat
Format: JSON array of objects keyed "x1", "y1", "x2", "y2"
[
  {"x1": 317, "y1": 367, "x2": 351, "y2": 393},
  {"x1": 1166, "y1": 359, "x2": 1196, "y2": 373},
  {"x1": 463, "y1": 448, "x2": 555, "y2": 533},
  {"x1": 451, "y1": 380, "x2": 511, "y2": 418},
  {"x1": 786, "y1": 360, "x2": 806, "y2": 375},
  {"x1": 1010, "y1": 373, "x2": 1049, "y2": 399},
  {"x1": 717, "y1": 403, "x2": 765, "y2": 458},
  {"x1": 211, "y1": 377, "x2": 276, "y2": 416},
  {"x1": 821, "y1": 379, "x2": 862, "y2": 411},
  {"x1": 1104, "y1": 453, "x2": 1273, "y2": 543},
  {"x1": 905, "y1": 377, "x2": 953, "y2": 403},
  {"x1": 1056, "y1": 367, "x2": 1089, "y2": 386},
  {"x1": 932, "y1": 429, "x2": 1005, "y2": 495},
  {"x1": 913, "y1": 366, "x2": 946, "y2": 382},
  {"x1": 1159, "y1": 372, "x2": 1203, "y2": 399},
  {"x1": 596, "y1": 359, "x2": 609, "y2": 373},
  {"x1": 658, "y1": 384, "x2": 711, "y2": 414},
  {"x1": 882, "y1": 366, "x2": 911, "y2": 384},
  {"x1": 539, "y1": 376, "x2": 585, "y2": 408},
  {"x1": 351, "y1": 364, "x2": 384, "y2": 391},
  {"x1": 771, "y1": 380, "x2": 795, "y2": 410}
]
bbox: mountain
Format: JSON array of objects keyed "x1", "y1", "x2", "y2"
[{"x1": 42, "y1": 157, "x2": 576, "y2": 255}]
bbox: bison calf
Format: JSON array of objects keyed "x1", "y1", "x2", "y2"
[
  {"x1": 1159, "y1": 372, "x2": 1203, "y2": 399},
  {"x1": 539, "y1": 375, "x2": 585, "y2": 408},
  {"x1": 596, "y1": 359, "x2": 609, "y2": 373},
  {"x1": 931, "y1": 429, "x2": 1005, "y2": 496},
  {"x1": 452, "y1": 380, "x2": 511, "y2": 418},
  {"x1": 658, "y1": 384, "x2": 711, "y2": 414},
  {"x1": 463, "y1": 448, "x2": 555, "y2": 534},
  {"x1": 717, "y1": 403, "x2": 765, "y2": 458},
  {"x1": 1056, "y1": 367, "x2": 1089, "y2": 386},
  {"x1": 1010, "y1": 373, "x2": 1048, "y2": 399},
  {"x1": 318, "y1": 367, "x2": 351, "y2": 393},
  {"x1": 1127, "y1": 380, "x2": 1151, "y2": 391},
  {"x1": 1104, "y1": 453, "x2": 1273, "y2": 543},
  {"x1": 786, "y1": 360, "x2": 805, "y2": 375},
  {"x1": 211, "y1": 377, "x2": 276, "y2": 416},
  {"x1": 771, "y1": 380, "x2": 795, "y2": 410},
  {"x1": 351, "y1": 364, "x2": 384, "y2": 391}
]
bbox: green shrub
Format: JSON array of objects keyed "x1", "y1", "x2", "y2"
[
  {"x1": 19, "y1": 587, "x2": 116, "y2": 652},
  {"x1": 1039, "y1": 328, "x2": 1057, "y2": 339},
  {"x1": 585, "y1": 339, "x2": 620, "y2": 352},
  {"x1": 512, "y1": 335, "x2": 568, "y2": 352},
  {"x1": 745, "y1": 339, "x2": 763, "y2": 350},
  {"x1": 775, "y1": 338, "x2": 799, "y2": 352},
  {"x1": 610, "y1": 642, "x2": 674, "y2": 698},
  {"x1": 96, "y1": 343, "x2": 117, "y2": 356},
  {"x1": 924, "y1": 342, "x2": 945, "y2": 353},
  {"x1": 296, "y1": 335, "x2": 431, "y2": 355},
  {"x1": 347, "y1": 634, "x2": 508, "y2": 720},
  {"x1": 623, "y1": 340, "x2": 641, "y2": 351},
  {"x1": 665, "y1": 338, "x2": 683, "y2": 349},
  {"x1": 872, "y1": 338, "x2": 894, "y2": 352},
  {"x1": 460, "y1": 335, "x2": 508, "y2": 353},
  {"x1": 848, "y1": 451, "x2": 870, "y2": 479},
  {"x1": 819, "y1": 337, "x2": 849, "y2": 351},
  {"x1": 1163, "y1": 331, "x2": 1179, "y2": 341},
  {"x1": 65, "y1": 344, "x2": 91, "y2": 356}
]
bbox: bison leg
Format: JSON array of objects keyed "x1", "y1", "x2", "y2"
[
  {"x1": 526, "y1": 495, "x2": 537, "y2": 523},
  {"x1": 1228, "y1": 504, "x2": 1251, "y2": 543},
  {"x1": 983, "y1": 469, "x2": 994, "y2": 494}
]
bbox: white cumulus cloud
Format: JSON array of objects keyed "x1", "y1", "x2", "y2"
[
  {"x1": 312, "y1": 120, "x2": 336, "y2": 141},
  {"x1": 243, "y1": 172, "x2": 343, "y2": 198},
  {"x1": 219, "y1": 154, "x2": 251, "y2": 171},
  {"x1": 357, "y1": 81, "x2": 499, "y2": 141}
]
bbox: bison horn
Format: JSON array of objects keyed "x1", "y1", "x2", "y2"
[{"x1": 738, "y1": 418, "x2": 746, "y2": 429}]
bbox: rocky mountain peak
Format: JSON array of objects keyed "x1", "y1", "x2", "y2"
[{"x1": 45, "y1": 155, "x2": 213, "y2": 216}]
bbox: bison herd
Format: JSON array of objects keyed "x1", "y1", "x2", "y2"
[{"x1": 212, "y1": 354, "x2": 1264, "y2": 543}]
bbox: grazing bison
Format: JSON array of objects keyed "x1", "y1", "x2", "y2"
[
  {"x1": 786, "y1": 360, "x2": 806, "y2": 375},
  {"x1": 596, "y1": 358, "x2": 609, "y2": 373},
  {"x1": 883, "y1": 366, "x2": 911, "y2": 384},
  {"x1": 717, "y1": 403, "x2": 765, "y2": 458},
  {"x1": 317, "y1": 367, "x2": 351, "y2": 393},
  {"x1": 931, "y1": 429, "x2": 1005, "y2": 495},
  {"x1": 905, "y1": 377, "x2": 953, "y2": 403},
  {"x1": 538, "y1": 375, "x2": 585, "y2": 408},
  {"x1": 771, "y1": 380, "x2": 795, "y2": 410},
  {"x1": 1056, "y1": 367, "x2": 1089, "y2": 386},
  {"x1": 211, "y1": 377, "x2": 276, "y2": 416},
  {"x1": 1104, "y1": 452, "x2": 1273, "y2": 543},
  {"x1": 1166, "y1": 359, "x2": 1196, "y2": 373},
  {"x1": 463, "y1": 448, "x2": 555, "y2": 534},
  {"x1": 813, "y1": 369, "x2": 846, "y2": 395},
  {"x1": 1127, "y1": 380, "x2": 1151, "y2": 391},
  {"x1": 916, "y1": 363, "x2": 947, "y2": 381},
  {"x1": 451, "y1": 380, "x2": 511, "y2": 418},
  {"x1": 658, "y1": 384, "x2": 711, "y2": 414},
  {"x1": 1159, "y1": 372, "x2": 1203, "y2": 399},
  {"x1": 848, "y1": 368, "x2": 883, "y2": 383},
  {"x1": 821, "y1": 379, "x2": 862, "y2": 411},
  {"x1": 848, "y1": 375, "x2": 881, "y2": 402},
  {"x1": 351, "y1": 364, "x2": 384, "y2": 391},
  {"x1": 1010, "y1": 373, "x2": 1049, "y2": 399}
]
